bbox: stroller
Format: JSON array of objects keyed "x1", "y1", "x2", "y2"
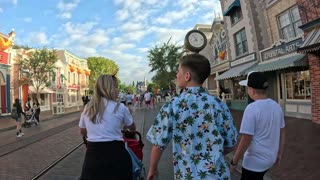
[
  {"x1": 122, "y1": 130, "x2": 146, "y2": 180},
  {"x1": 22, "y1": 109, "x2": 38, "y2": 128}
]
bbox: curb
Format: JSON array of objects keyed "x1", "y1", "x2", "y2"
[{"x1": 0, "y1": 111, "x2": 81, "y2": 133}]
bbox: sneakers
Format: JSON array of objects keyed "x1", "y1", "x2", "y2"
[
  {"x1": 20, "y1": 132, "x2": 24, "y2": 136},
  {"x1": 17, "y1": 133, "x2": 22, "y2": 137}
]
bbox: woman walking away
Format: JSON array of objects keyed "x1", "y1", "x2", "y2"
[
  {"x1": 33, "y1": 98, "x2": 41, "y2": 125},
  {"x1": 79, "y1": 74, "x2": 136, "y2": 180},
  {"x1": 12, "y1": 98, "x2": 24, "y2": 137}
]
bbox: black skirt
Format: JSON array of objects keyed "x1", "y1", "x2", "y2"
[{"x1": 80, "y1": 140, "x2": 132, "y2": 180}]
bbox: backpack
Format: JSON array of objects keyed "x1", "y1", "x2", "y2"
[{"x1": 11, "y1": 106, "x2": 18, "y2": 119}]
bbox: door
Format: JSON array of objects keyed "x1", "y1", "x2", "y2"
[
  {"x1": 1, "y1": 85, "x2": 6, "y2": 113},
  {"x1": 57, "y1": 93, "x2": 65, "y2": 114}
]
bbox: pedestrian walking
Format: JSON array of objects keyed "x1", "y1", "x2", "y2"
[
  {"x1": 79, "y1": 74, "x2": 136, "y2": 180},
  {"x1": 144, "y1": 91, "x2": 151, "y2": 110},
  {"x1": 12, "y1": 98, "x2": 25, "y2": 137},
  {"x1": 33, "y1": 98, "x2": 41, "y2": 125},
  {"x1": 146, "y1": 54, "x2": 238, "y2": 180},
  {"x1": 230, "y1": 71, "x2": 286, "y2": 180}
]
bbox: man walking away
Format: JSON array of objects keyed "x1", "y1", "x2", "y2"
[
  {"x1": 147, "y1": 54, "x2": 238, "y2": 180},
  {"x1": 230, "y1": 71, "x2": 285, "y2": 180}
]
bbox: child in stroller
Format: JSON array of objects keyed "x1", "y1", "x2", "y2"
[{"x1": 22, "y1": 107, "x2": 38, "y2": 128}]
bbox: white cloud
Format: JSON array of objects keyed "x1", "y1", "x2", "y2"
[
  {"x1": 12, "y1": 0, "x2": 17, "y2": 5},
  {"x1": 56, "y1": 0, "x2": 80, "y2": 20},
  {"x1": 58, "y1": 12, "x2": 72, "y2": 20},
  {"x1": 23, "y1": 17, "x2": 32, "y2": 23},
  {"x1": 24, "y1": 32, "x2": 49, "y2": 46},
  {"x1": 121, "y1": 22, "x2": 144, "y2": 32}
]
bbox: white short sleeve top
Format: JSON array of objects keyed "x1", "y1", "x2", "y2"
[{"x1": 79, "y1": 98, "x2": 133, "y2": 142}]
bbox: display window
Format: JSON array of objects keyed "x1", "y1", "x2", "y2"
[{"x1": 285, "y1": 70, "x2": 311, "y2": 100}]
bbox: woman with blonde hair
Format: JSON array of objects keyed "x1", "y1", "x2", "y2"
[{"x1": 79, "y1": 74, "x2": 136, "y2": 180}]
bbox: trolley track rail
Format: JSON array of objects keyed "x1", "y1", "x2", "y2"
[
  {"x1": 0, "y1": 119, "x2": 79, "y2": 158},
  {"x1": 31, "y1": 142, "x2": 84, "y2": 180}
]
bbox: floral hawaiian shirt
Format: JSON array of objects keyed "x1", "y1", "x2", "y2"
[{"x1": 147, "y1": 87, "x2": 238, "y2": 180}]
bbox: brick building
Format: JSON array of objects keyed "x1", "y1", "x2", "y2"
[{"x1": 296, "y1": 0, "x2": 320, "y2": 123}]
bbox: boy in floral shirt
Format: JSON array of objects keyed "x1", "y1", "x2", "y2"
[{"x1": 147, "y1": 54, "x2": 238, "y2": 180}]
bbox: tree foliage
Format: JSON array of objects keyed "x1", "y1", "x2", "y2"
[
  {"x1": 17, "y1": 48, "x2": 58, "y2": 99},
  {"x1": 147, "y1": 82, "x2": 159, "y2": 93},
  {"x1": 147, "y1": 39, "x2": 183, "y2": 90},
  {"x1": 87, "y1": 57, "x2": 119, "y2": 91}
]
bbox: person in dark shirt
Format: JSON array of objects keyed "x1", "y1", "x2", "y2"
[{"x1": 13, "y1": 98, "x2": 24, "y2": 137}]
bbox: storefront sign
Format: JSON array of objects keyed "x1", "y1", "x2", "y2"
[
  {"x1": 68, "y1": 84, "x2": 80, "y2": 90},
  {"x1": 231, "y1": 53, "x2": 256, "y2": 67},
  {"x1": 261, "y1": 38, "x2": 303, "y2": 62},
  {"x1": 0, "y1": 51, "x2": 9, "y2": 64}
]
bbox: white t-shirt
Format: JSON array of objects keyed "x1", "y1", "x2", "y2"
[
  {"x1": 126, "y1": 94, "x2": 133, "y2": 103},
  {"x1": 144, "y1": 92, "x2": 151, "y2": 101},
  {"x1": 79, "y1": 99, "x2": 133, "y2": 142},
  {"x1": 120, "y1": 93, "x2": 126, "y2": 102},
  {"x1": 240, "y1": 98, "x2": 285, "y2": 172}
]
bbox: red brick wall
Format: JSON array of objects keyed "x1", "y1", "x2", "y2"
[
  {"x1": 308, "y1": 54, "x2": 320, "y2": 123},
  {"x1": 297, "y1": 0, "x2": 320, "y2": 24}
]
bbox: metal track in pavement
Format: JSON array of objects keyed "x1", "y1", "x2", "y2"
[
  {"x1": 0, "y1": 120, "x2": 78, "y2": 158},
  {"x1": 31, "y1": 142, "x2": 84, "y2": 180}
]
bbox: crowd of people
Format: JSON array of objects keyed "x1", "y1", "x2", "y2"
[
  {"x1": 76, "y1": 53, "x2": 285, "y2": 180},
  {"x1": 9, "y1": 53, "x2": 285, "y2": 179}
]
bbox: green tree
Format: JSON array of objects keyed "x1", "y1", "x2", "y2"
[
  {"x1": 17, "y1": 48, "x2": 58, "y2": 100},
  {"x1": 147, "y1": 38, "x2": 183, "y2": 90},
  {"x1": 87, "y1": 57, "x2": 119, "y2": 91},
  {"x1": 147, "y1": 82, "x2": 159, "y2": 93}
]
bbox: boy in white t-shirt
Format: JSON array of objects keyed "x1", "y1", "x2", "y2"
[{"x1": 230, "y1": 72, "x2": 286, "y2": 180}]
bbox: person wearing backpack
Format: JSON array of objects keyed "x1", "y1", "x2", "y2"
[{"x1": 12, "y1": 98, "x2": 24, "y2": 137}]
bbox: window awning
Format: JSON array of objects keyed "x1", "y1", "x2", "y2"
[
  {"x1": 249, "y1": 54, "x2": 307, "y2": 72},
  {"x1": 223, "y1": 0, "x2": 241, "y2": 16},
  {"x1": 215, "y1": 61, "x2": 257, "y2": 80},
  {"x1": 297, "y1": 28, "x2": 320, "y2": 53},
  {"x1": 29, "y1": 86, "x2": 55, "y2": 94}
]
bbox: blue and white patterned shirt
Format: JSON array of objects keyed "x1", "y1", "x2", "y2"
[{"x1": 147, "y1": 87, "x2": 238, "y2": 180}]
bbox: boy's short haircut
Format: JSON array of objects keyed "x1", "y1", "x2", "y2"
[{"x1": 179, "y1": 53, "x2": 211, "y2": 84}]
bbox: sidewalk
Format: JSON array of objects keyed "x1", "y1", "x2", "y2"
[
  {"x1": 230, "y1": 109, "x2": 320, "y2": 180},
  {"x1": 0, "y1": 110, "x2": 82, "y2": 133}
]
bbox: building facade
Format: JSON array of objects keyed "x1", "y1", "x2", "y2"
[
  {"x1": 54, "y1": 50, "x2": 90, "y2": 114},
  {"x1": 0, "y1": 30, "x2": 15, "y2": 114},
  {"x1": 217, "y1": 0, "x2": 270, "y2": 110},
  {"x1": 296, "y1": 0, "x2": 320, "y2": 123},
  {"x1": 208, "y1": 18, "x2": 231, "y2": 98},
  {"x1": 251, "y1": 0, "x2": 310, "y2": 119}
]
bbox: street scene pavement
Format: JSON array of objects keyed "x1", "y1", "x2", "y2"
[{"x1": 0, "y1": 102, "x2": 319, "y2": 179}]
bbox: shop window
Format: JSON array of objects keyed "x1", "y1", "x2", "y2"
[
  {"x1": 233, "y1": 78, "x2": 246, "y2": 100},
  {"x1": 39, "y1": 94, "x2": 47, "y2": 106},
  {"x1": 234, "y1": 28, "x2": 248, "y2": 56},
  {"x1": 68, "y1": 72, "x2": 70, "y2": 83},
  {"x1": 278, "y1": 6, "x2": 303, "y2": 40},
  {"x1": 285, "y1": 70, "x2": 311, "y2": 100},
  {"x1": 230, "y1": 8, "x2": 243, "y2": 25}
]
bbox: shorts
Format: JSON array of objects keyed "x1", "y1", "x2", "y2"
[
  {"x1": 127, "y1": 102, "x2": 132, "y2": 105},
  {"x1": 145, "y1": 101, "x2": 150, "y2": 105},
  {"x1": 16, "y1": 117, "x2": 22, "y2": 122}
]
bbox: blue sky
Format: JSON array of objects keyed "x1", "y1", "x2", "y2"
[{"x1": 0, "y1": 0, "x2": 222, "y2": 84}]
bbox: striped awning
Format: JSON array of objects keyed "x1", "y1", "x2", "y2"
[
  {"x1": 297, "y1": 28, "x2": 320, "y2": 53},
  {"x1": 215, "y1": 61, "x2": 257, "y2": 80},
  {"x1": 248, "y1": 54, "x2": 307, "y2": 73}
]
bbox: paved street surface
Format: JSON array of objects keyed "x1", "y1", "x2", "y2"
[{"x1": 3, "y1": 103, "x2": 319, "y2": 179}]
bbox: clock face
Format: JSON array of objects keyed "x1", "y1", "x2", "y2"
[{"x1": 188, "y1": 32, "x2": 205, "y2": 48}]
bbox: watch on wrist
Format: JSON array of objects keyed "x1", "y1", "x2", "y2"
[{"x1": 230, "y1": 159, "x2": 237, "y2": 166}]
